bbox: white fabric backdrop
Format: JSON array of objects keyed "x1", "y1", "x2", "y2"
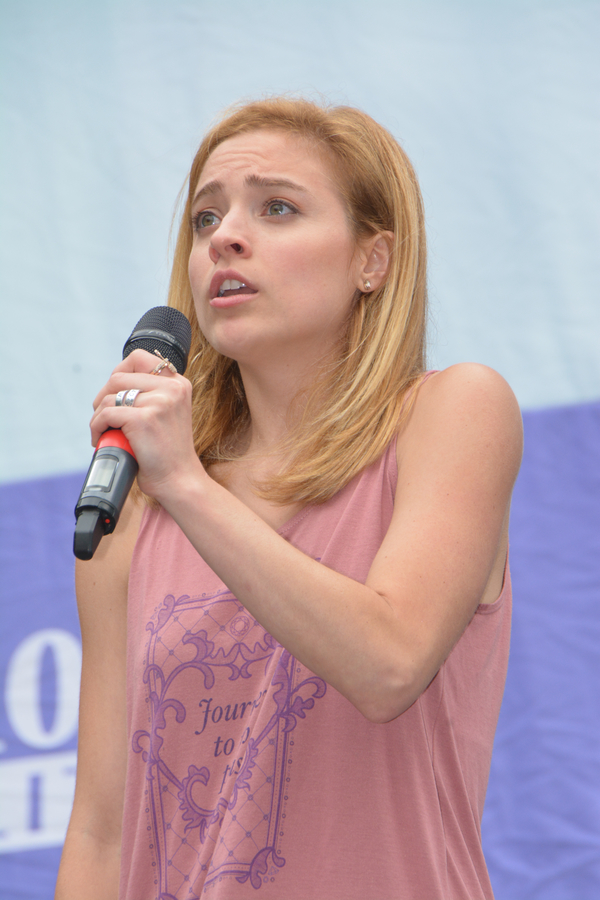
[{"x1": 0, "y1": 0, "x2": 598, "y2": 483}]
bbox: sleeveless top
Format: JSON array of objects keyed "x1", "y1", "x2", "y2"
[{"x1": 120, "y1": 438, "x2": 511, "y2": 900}]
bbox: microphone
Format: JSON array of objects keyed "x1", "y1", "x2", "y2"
[{"x1": 73, "y1": 306, "x2": 192, "y2": 561}]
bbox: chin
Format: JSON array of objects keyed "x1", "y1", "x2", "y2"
[{"x1": 205, "y1": 328, "x2": 273, "y2": 365}]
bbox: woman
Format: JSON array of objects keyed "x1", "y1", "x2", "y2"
[{"x1": 56, "y1": 97, "x2": 522, "y2": 900}]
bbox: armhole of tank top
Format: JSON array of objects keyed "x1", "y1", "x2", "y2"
[
  {"x1": 476, "y1": 550, "x2": 511, "y2": 615},
  {"x1": 397, "y1": 369, "x2": 440, "y2": 424},
  {"x1": 128, "y1": 498, "x2": 155, "y2": 592}
]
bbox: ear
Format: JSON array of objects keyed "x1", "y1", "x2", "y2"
[{"x1": 358, "y1": 231, "x2": 393, "y2": 293}]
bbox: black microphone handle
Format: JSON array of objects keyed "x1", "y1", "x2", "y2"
[{"x1": 73, "y1": 431, "x2": 139, "y2": 560}]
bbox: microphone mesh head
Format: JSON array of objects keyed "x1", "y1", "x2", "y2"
[{"x1": 122, "y1": 306, "x2": 192, "y2": 374}]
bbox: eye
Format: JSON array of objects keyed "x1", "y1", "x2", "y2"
[
  {"x1": 264, "y1": 200, "x2": 297, "y2": 217},
  {"x1": 193, "y1": 210, "x2": 220, "y2": 231}
]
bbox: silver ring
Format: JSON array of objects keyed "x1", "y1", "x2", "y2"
[
  {"x1": 115, "y1": 390, "x2": 128, "y2": 406},
  {"x1": 123, "y1": 389, "x2": 141, "y2": 407}
]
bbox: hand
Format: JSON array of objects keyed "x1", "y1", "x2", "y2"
[{"x1": 90, "y1": 349, "x2": 204, "y2": 501}]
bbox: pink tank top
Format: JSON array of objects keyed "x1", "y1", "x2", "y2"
[{"x1": 121, "y1": 438, "x2": 510, "y2": 900}]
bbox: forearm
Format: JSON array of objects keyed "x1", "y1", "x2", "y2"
[{"x1": 157, "y1": 464, "x2": 416, "y2": 720}]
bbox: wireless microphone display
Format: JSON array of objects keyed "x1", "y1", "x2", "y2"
[{"x1": 73, "y1": 306, "x2": 192, "y2": 561}]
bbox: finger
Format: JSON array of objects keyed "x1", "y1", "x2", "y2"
[
  {"x1": 106, "y1": 347, "x2": 179, "y2": 379},
  {"x1": 93, "y1": 370, "x2": 183, "y2": 411},
  {"x1": 91, "y1": 351, "x2": 155, "y2": 410},
  {"x1": 148, "y1": 351, "x2": 178, "y2": 377},
  {"x1": 91, "y1": 372, "x2": 190, "y2": 439},
  {"x1": 89, "y1": 405, "x2": 141, "y2": 446},
  {"x1": 92, "y1": 383, "x2": 146, "y2": 420},
  {"x1": 114, "y1": 388, "x2": 144, "y2": 408},
  {"x1": 115, "y1": 347, "x2": 178, "y2": 377},
  {"x1": 112, "y1": 348, "x2": 167, "y2": 375},
  {"x1": 92, "y1": 349, "x2": 179, "y2": 410}
]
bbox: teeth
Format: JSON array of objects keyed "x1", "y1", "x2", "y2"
[{"x1": 218, "y1": 278, "x2": 246, "y2": 297}]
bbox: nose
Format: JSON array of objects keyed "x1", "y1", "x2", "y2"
[{"x1": 209, "y1": 211, "x2": 251, "y2": 263}]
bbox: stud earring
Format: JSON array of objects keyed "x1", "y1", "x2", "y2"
[{"x1": 363, "y1": 280, "x2": 371, "y2": 291}]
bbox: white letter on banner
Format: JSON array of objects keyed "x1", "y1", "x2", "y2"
[
  {"x1": 0, "y1": 751, "x2": 77, "y2": 852},
  {"x1": 5, "y1": 629, "x2": 81, "y2": 749}
]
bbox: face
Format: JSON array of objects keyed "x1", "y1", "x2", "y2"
[{"x1": 188, "y1": 129, "x2": 366, "y2": 375}]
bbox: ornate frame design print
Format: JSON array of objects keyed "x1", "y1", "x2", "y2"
[{"x1": 132, "y1": 590, "x2": 326, "y2": 898}]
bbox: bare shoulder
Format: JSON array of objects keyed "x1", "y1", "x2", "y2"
[
  {"x1": 399, "y1": 363, "x2": 523, "y2": 481},
  {"x1": 420, "y1": 363, "x2": 522, "y2": 423}
]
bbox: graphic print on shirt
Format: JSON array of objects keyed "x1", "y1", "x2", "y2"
[{"x1": 132, "y1": 589, "x2": 327, "y2": 898}]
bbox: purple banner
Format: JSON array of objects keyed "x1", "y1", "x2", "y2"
[{"x1": 1, "y1": 401, "x2": 599, "y2": 898}]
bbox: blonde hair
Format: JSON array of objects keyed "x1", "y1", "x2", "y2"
[{"x1": 167, "y1": 96, "x2": 428, "y2": 504}]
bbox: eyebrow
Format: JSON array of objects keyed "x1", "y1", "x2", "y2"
[{"x1": 192, "y1": 174, "x2": 309, "y2": 205}]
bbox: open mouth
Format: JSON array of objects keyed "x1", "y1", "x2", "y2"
[{"x1": 217, "y1": 279, "x2": 257, "y2": 298}]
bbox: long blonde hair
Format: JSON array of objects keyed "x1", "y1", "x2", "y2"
[{"x1": 168, "y1": 96, "x2": 428, "y2": 504}]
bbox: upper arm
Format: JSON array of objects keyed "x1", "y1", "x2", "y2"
[
  {"x1": 366, "y1": 364, "x2": 522, "y2": 713},
  {"x1": 68, "y1": 495, "x2": 143, "y2": 842}
]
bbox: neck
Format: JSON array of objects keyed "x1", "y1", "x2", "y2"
[
  {"x1": 236, "y1": 360, "x2": 311, "y2": 456},
  {"x1": 225, "y1": 333, "x2": 343, "y2": 461}
]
